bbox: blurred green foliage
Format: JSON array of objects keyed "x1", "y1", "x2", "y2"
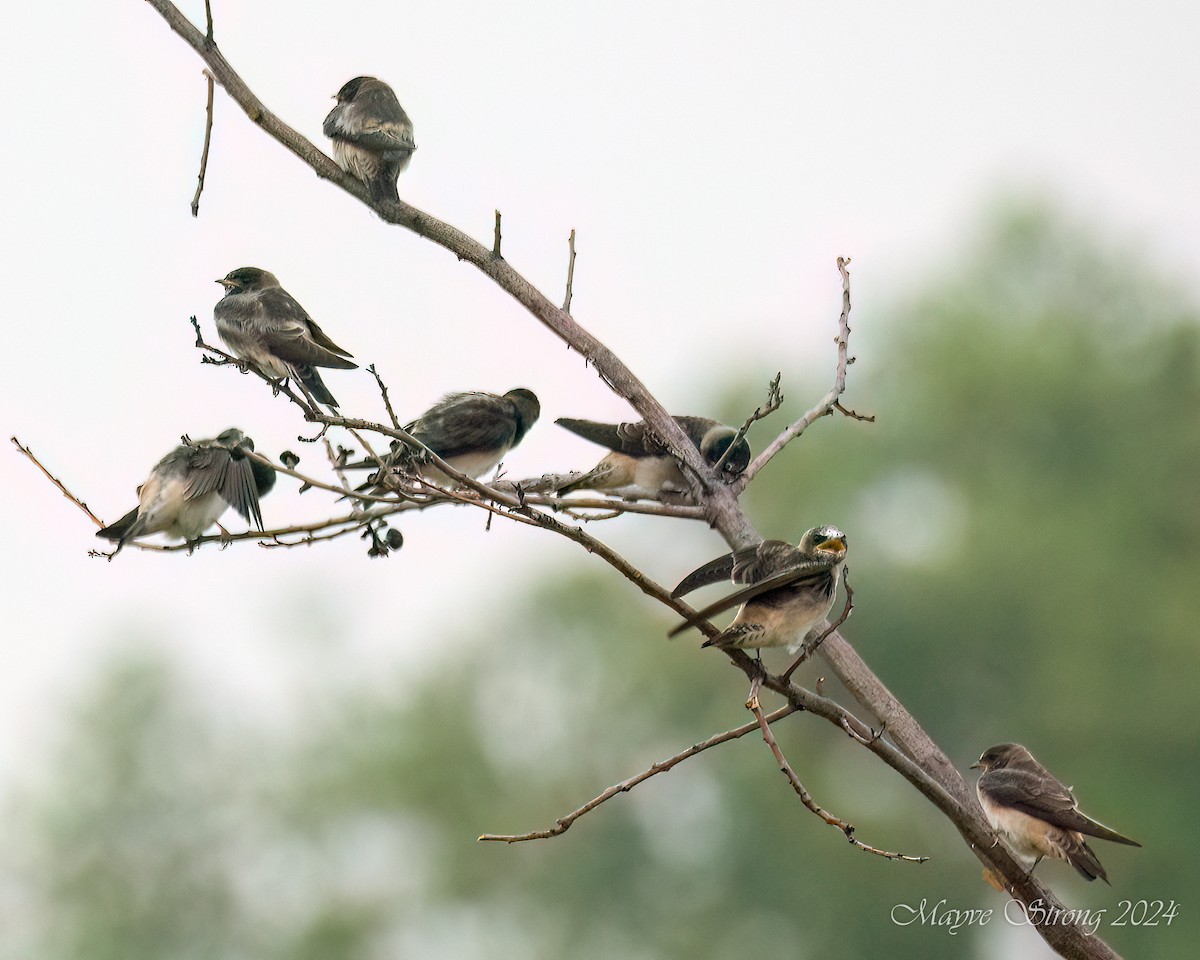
[{"x1": 5, "y1": 203, "x2": 1197, "y2": 958}]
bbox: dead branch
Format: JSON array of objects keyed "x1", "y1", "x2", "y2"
[
  {"x1": 562, "y1": 228, "x2": 577, "y2": 312},
  {"x1": 190, "y1": 69, "x2": 215, "y2": 216},
  {"x1": 712, "y1": 371, "x2": 784, "y2": 475},
  {"x1": 479, "y1": 705, "x2": 799, "y2": 842},
  {"x1": 11, "y1": 437, "x2": 106, "y2": 529},
  {"x1": 746, "y1": 697, "x2": 927, "y2": 862},
  {"x1": 735, "y1": 257, "x2": 867, "y2": 488}
]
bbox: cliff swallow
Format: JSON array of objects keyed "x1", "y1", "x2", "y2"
[
  {"x1": 972, "y1": 743, "x2": 1141, "y2": 884},
  {"x1": 214, "y1": 267, "x2": 357, "y2": 408},
  {"x1": 96, "y1": 428, "x2": 276, "y2": 554},
  {"x1": 555, "y1": 416, "x2": 750, "y2": 500},
  {"x1": 350, "y1": 388, "x2": 540, "y2": 488},
  {"x1": 669, "y1": 525, "x2": 847, "y2": 654},
  {"x1": 324, "y1": 76, "x2": 415, "y2": 203}
]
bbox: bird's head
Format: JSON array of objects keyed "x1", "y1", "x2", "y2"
[
  {"x1": 799, "y1": 525, "x2": 848, "y2": 562},
  {"x1": 505, "y1": 388, "x2": 541, "y2": 433},
  {"x1": 700, "y1": 426, "x2": 752, "y2": 479},
  {"x1": 215, "y1": 427, "x2": 252, "y2": 454},
  {"x1": 971, "y1": 743, "x2": 1031, "y2": 772},
  {"x1": 333, "y1": 76, "x2": 380, "y2": 103},
  {"x1": 216, "y1": 267, "x2": 277, "y2": 294}
]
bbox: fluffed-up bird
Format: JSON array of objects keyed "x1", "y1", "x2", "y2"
[
  {"x1": 668, "y1": 525, "x2": 847, "y2": 654},
  {"x1": 971, "y1": 743, "x2": 1141, "y2": 884},
  {"x1": 214, "y1": 267, "x2": 357, "y2": 408},
  {"x1": 324, "y1": 76, "x2": 416, "y2": 203},
  {"x1": 347, "y1": 388, "x2": 540, "y2": 488},
  {"x1": 95, "y1": 428, "x2": 276, "y2": 554},
  {"x1": 555, "y1": 416, "x2": 751, "y2": 500}
]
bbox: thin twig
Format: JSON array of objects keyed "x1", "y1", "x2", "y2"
[
  {"x1": 479, "y1": 705, "x2": 799, "y2": 842},
  {"x1": 12, "y1": 437, "x2": 106, "y2": 528},
  {"x1": 190, "y1": 69, "x2": 216, "y2": 217},
  {"x1": 839, "y1": 717, "x2": 885, "y2": 746},
  {"x1": 712, "y1": 372, "x2": 784, "y2": 475},
  {"x1": 366, "y1": 364, "x2": 402, "y2": 429},
  {"x1": 833, "y1": 400, "x2": 875, "y2": 422},
  {"x1": 735, "y1": 258, "x2": 867, "y2": 489},
  {"x1": 492, "y1": 209, "x2": 502, "y2": 259},
  {"x1": 746, "y1": 698, "x2": 927, "y2": 863},
  {"x1": 562, "y1": 229, "x2": 577, "y2": 312},
  {"x1": 260, "y1": 522, "x2": 368, "y2": 550}
]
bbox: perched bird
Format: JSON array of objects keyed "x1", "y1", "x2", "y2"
[
  {"x1": 96, "y1": 429, "x2": 277, "y2": 554},
  {"x1": 972, "y1": 743, "x2": 1141, "y2": 884},
  {"x1": 348, "y1": 389, "x2": 541, "y2": 488},
  {"x1": 323, "y1": 76, "x2": 416, "y2": 203},
  {"x1": 555, "y1": 416, "x2": 751, "y2": 500},
  {"x1": 668, "y1": 525, "x2": 848, "y2": 654},
  {"x1": 214, "y1": 267, "x2": 357, "y2": 408}
]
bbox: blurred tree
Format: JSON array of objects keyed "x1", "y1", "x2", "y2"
[{"x1": 5, "y1": 202, "x2": 1196, "y2": 958}]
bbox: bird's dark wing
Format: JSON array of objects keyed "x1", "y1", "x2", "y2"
[
  {"x1": 557, "y1": 416, "x2": 722, "y2": 458},
  {"x1": 987, "y1": 770, "x2": 1141, "y2": 846},
  {"x1": 556, "y1": 418, "x2": 651, "y2": 454},
  {"x1": 671, "y1": 552, "x2": 736, "y2": 597},
  {"x1": 219, "y1": 456, "x2": 265, "y2": 529},
  {"x1": 728, "y1": 540, "x2": 803, "y2": 584},
  {"x1": 180, "y1": 443, "x2": 234, "y2": 500},
  {"x1": 411, "y1": 393, "x2": 517, "y2": 459},
  {"x1": 325, "y1": 90, "x2": 415, "y2": 153},
  {"x1": 668, "y1": 560, "x2": 835, "y2": 638},
  {"x1": 181, "y1": 443, "x2": 263, "y2": 529},
  {"x1": 254, "y1": 288, "x2": 357, "y2": 369},
  {"x1": 671, "y1": 540, "x2": 798, "y2": 598}
]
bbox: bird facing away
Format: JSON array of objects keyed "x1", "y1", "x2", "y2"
[
  {"x1": 972, "y1": 743, "x2": 1141, "y2": 884},
  {"x1": 214, "y1": 267, "x2": 357, "y2": 409},
  {"x1": 323, "y1": 76, "x2": 416, "y2": 203},
  {"x1": 668, "y1": 525, "x2": 848, "y2": 654},
  {"x1": 348, "y1": 389, "x2": 541, "y2": 489},
  {"x1": 95, "y1": 428, "x2": 277, "y2": 554},
  {"x1": 555, "y1": 416, "x2": 751, "y2": 500}
]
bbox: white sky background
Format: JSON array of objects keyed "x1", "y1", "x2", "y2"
[{"x1": 3, "y1": 0, "x2": 1199, "y2": 807}]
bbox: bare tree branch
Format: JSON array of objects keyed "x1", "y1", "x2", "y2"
[
  {"x1": 365, "y1": 364, "x2": 402, "y2": 430},
  {"x1": 11, "y1": 437, "x2": 105, "y2": 529},
  {"x1": 735, "y1": 257, "x2": 865, "y2": 489},
  {"x1": 190, "y1": 69, "x2": 215, "y2": 216},
  {"x1": 562, "y1": 228, "x2": 577, "y2": 313},
  {"x1": 478, "y1": 705, "x2": 800, "y2": 843},
  {"x1": 712, "y1": 371, "x2": 784, "y2": 475},
  {"x1": 746, "y1": 696, "x2": 927, "y2": 862}
]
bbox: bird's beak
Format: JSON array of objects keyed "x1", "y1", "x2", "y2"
[
  {"x1": 818, "y1": 536, "x2": 847, "y2": 554},
  {"x1": 215, "y1": 279, "x2": 232, "y2": 288},
  {"x1": 969, "y1": 761, "x2": 981, "y2": 770}
]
